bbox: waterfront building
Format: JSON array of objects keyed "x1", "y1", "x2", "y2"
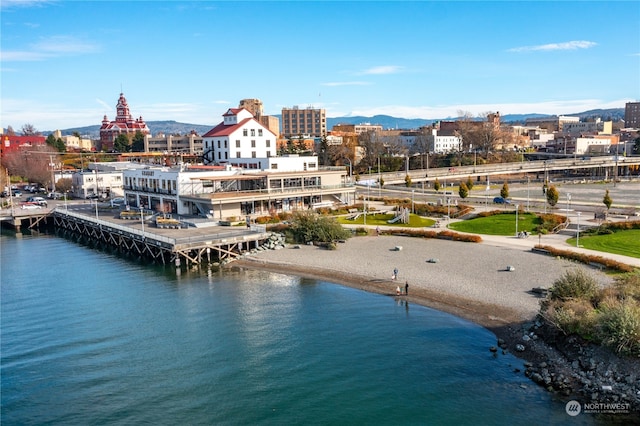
[
  {"x1": 121, "y1": 163, "x2": 353, "y2": 219},
  {"x1": 281, "y1": 106, "x2": 327, "y2": 138},
  {"x1": 71, "y1": 169, "x2": 126, "y2": 199},
  {"x1": 202, "y1": 108, "x2": 278, "y2": 167},
  {"x1": 99, "y1": 93, "x2": 151, "y2": 151}
]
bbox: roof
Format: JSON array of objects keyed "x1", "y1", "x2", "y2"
[{"x1": 201, "y1": 118, "x2": 254, "y2": 138}]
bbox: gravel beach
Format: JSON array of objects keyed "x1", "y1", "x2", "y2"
[{"x1": 232, "y1": 235, "x2": 614, "y2": 329}]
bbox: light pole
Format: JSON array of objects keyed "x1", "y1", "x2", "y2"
[
  {"x1": 64, "y1": 191, "x2": 68, "y2": 211},
  {"x1": 140, "y1": 205, "x2": 145, "y2": 234},
  {"x1": 515, "y1": 204, "x2": 519, "y2": 236},
  {"x1": 576, "y1": 211, "x2": 581, "y2": 247},
  {"x1": 526, "y1": 175, "x2": 530, "y2": 212},
  {"x1": 566, "y1": 193, "x2": 571, "y2": 218},
  {"x1": 378, "y1": 156, "x2": 381, "y2": 197},
  {"x1": 411, "y1": 189, "x2": 415, "y2": 214}
]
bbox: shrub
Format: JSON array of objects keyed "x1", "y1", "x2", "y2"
[
  {"x1": 597, "y1": 299, "x2": 640, "y2": 356},
  {"x1": 288, "y1": 211, "x2": 351, "y2": 244},
  {"x1": 549, "y1": 269, "x2": 599, "y2": 302},
  {"x1": 544, "y1": 299, "x2": 598, "y2": 338}
]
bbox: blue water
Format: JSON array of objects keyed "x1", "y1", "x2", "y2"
[{"x1": 1, "y1": 232, "x2": 597, "y2": 425}]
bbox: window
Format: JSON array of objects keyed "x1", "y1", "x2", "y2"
[
  {"x1": 252, "y1": 151, "x2": 256, "y2": 158},
  {"x1": 243, "y1": 129, "x2": 248, "y2": 136},
  {"x1": 236, "y1": 140, "x2": 241, "y2": 148},
  {"x1": 258, "y1": 129, "x2": 263, "y2": 137},
  {"x1": 217, "y1": 140, "x2": 221, "y2": 149},
  {"x1": 251, "y1": 140, "x2": 256, "y2": 148},
  {"x1": 236, "y1": 152, "x2": 241, "y2": 158},
  {"x1": 250, "y1": 129, "x2": 255, "y2": 137},
  {"x1": 265, "y1": 140, "x2": 270, "y2": 147}
]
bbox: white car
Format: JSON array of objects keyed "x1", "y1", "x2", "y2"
[{"x1": 21, "y1": 203, "x2": 42, "y2": 210}]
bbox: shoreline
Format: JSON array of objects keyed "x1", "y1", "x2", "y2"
[{"x1": 226, "y1": 235, "x2": 640, "y2": 417}]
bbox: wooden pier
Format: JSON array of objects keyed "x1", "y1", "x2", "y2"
[{"x1": 4, "y1": 207, "x2": 272, "y2": 267}]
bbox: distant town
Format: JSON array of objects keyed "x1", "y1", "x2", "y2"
[{"x1": 1, "y1": 95, "x2": 638, "y2": 221}]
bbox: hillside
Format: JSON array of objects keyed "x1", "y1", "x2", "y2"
[{"x1": 46, "y1": 108, "x2": 625, "y2": 138}]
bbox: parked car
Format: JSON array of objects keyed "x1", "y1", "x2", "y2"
[
  {"x1": 21, "y1": 203, "x2": 42, "y2": 210},
  {"x1": 493, "y1": 196, "x2": 511, "y2": 204},
  {"x1": 26, "y1": 196, "x2": 48, "y2": 206},
  {"x1": 47, "y1": 192, "x2": 64, "y2": 200},
  {"x1": 110, "y1": 197, "x2": 126, "y2": 207}
]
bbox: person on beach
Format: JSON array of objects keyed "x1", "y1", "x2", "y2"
[
  {"x1": 405, "y1": 281, "x2": 409, "y2": 296},
  {"x1": 376, "y1": 226, "x2": 380, "y2": 236},
  {"x1": 393, "y1": 267, "x2": 398, "y2": 280},
  {"x1": 396, "y1": 285, "x2": 400, "y2": 296}
]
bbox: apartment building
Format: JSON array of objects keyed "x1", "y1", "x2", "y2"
[
  {"x1": 144, "y1": 132, "x2": 204, "y2": 155},
  {"x1": 624, "y1": 102, "x2": 640, "y2": 129},
  {"x1": 281, "y1": 106, "x2": 326, "y2": 138}
]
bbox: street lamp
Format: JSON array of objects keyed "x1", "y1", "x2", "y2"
[
  {"x1": 140, "y1": 205, "x2": 145, "y2": 234},
  {"x1": 411, "y1": 189, "x2": 415, "y2": 214},
  {"x1": 378, "y1": 156, "x2": 381, "y2": 197},
  {"x1": 566, "y1": 193, "x2": 571, "y2": 218},
  {"x1": 515, "y1": 204, "x2": 519, "y2": 236},
  {"x1": 576, "y1": 211, "x2": 581, "y2": 247}
]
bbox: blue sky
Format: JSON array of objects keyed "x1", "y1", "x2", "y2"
[{"x1": 1, "y1": 0, "x2": 639, "y2": 131}]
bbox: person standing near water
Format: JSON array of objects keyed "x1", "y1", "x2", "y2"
[
  {"x1": 396, "y1": 285, "x2": 400, "y2": 296},
  {"x1": 393, "y1": 267, "x2": 398, "y2": 280},
  {"x1": 405, "y1": 281, "x2": 409, "y2": 296}
]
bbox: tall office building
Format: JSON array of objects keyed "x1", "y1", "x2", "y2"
[
  {"x1": 281, "y1": 106, "x2": 326, "y2": 138},
  {"x1": 624, "y1": 102, "x2": 640, "y2": 129}
]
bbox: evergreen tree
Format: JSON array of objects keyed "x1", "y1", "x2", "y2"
[
  {"x1": 404, "y1": 174, "x2": 412, "y2": 187},
  {"x1": 114, "y1": 134, "x2": 131, "y2": 152},
  {"x1": 434, "y1": 178, "x2": 441, "y2": 192},
  {"x1": 465, "y1": 176, "x2": 474, "y2": 190},
  {"x1": 603, "y1": 189, "x2": 612, "y2": 210},
  {"x1": 500, "y1": 181, "x2": 509, "y2": 199},
  {"x1": 458, "y1": 182, "x2": 469, "y2": 199},
  {"x1": 547, "y1": 185, "x2": 559, "y2": 207}
]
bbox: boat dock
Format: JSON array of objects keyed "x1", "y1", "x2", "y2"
[{"x1": 3, "y1": 206, "x2": 272, "y2": 267}]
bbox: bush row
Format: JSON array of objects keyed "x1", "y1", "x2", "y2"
[{"x1": 535, "y1": 245, "x2": 636, "y2": 273}]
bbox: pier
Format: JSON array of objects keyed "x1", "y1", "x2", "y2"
[{"x1": 3, "y1": 206, "x2": 272, "y2": 267}]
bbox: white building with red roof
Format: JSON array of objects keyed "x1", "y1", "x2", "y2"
[
  {"x1": 99, "y1": 93, "x2": 150, "y2": 151},
  {"x1": 203, "y1": 108, "x2": 319, "y2": 172}
]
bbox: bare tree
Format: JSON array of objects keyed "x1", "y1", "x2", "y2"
[
  {"x1": 1, "y1": 145, "x2": 60, "y2": 186},
  {"x1": 21, "y1": 123, "x2": 39, "y2": 135}
]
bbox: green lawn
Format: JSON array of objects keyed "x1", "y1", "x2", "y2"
[
  {"x1": 448, "y1": 212, "x2": 539, "y2": 236},
  {"x1": 337, "y1": 212, "x2": 435, "y2": 228},
  {"x1": 567, "y1": 229, "x2": 640, "y2": 259}
]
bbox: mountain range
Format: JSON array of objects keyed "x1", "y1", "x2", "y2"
[{"x1": 50, "y1": 108, "x2": 625, "y2": 138}]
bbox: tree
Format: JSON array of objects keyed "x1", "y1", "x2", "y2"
[
  {"x1": 1, "y1": 145, "x2": 59, "y2": 187},
  {"x1": 46, "y1": 134, "x2": 66, "y2": 152},
  {"x1": 634, "y1": 137, "x2": 640, "y2": 154},
  {"x1": 603, "y1": 189, "x2": 612, "y2": 210},
  {"x1": 500, "y1": 181, "x2": 509, "y2": 199},
  {"x1": 547, "y1": 185, "x2": 559, "y2": 207},
  {"x1": 21, "y1": 123, "x2": 39, "y2": 135},
  {"x1": 465, "y1": 176, "x2": 474, "y2": 190},
  {"x1": 404, "y1": 174, "x2": 412, "y2": 187},
  {"x1": 458, "y1": 182, "x2": 469, "y2": 199},
  {"x1": 56, "y1": 178, "x2": 72, "y2": 193},
  {"x1": 131, "y1": 131, "x2": 145, "y2": 152},
  {"x1": 433, "y1": 178, "x2": 441, "y2": 192},
  {"x1": 114, "y1": 134, "x2": 131, "y2": 152},
  {"x1": 288, "y1": 211, "x2": 351, "y2": 244}
]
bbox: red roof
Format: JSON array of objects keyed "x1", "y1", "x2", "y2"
[{"x1": 202, "y1": 118, "x2": 255, "y2": 138}]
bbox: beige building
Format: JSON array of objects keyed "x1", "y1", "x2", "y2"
[
  {"x1": 144, "y1": 132, "x2": 204, "y2": 155},
  {"x1": 281, "y1": 106, "x2": 326, "y2": 138},
  {"x1": 238, "y1": 98, "x2": 280, "y2": 137},
  {"x1": 332, "y1": 123, "x2": 383, "y2": 134}
]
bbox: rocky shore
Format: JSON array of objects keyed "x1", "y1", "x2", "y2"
[{"x1": 229, "y1": 233, "x2": 640, "y2": 419}]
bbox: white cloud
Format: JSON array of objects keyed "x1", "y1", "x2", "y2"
[
  {"x1": 0, "y1": 0, "x2": 53, "y2": 9},
  {"x1": 508, "y1": 40, "x2": 597, "y2": 53},
  {"x1": 322, "y1": 81, "x2": 371, "y2": 87},
  {"x1": 1, "y1": 35, "x2": 100, "y2": 62},
  {"x1": 359, "y1": 65, "x2": 404, "y2": 75}
]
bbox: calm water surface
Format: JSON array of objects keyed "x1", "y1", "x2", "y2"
[{"x1": 1, "y1": 232, "x2": 597, "y2": 425}]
